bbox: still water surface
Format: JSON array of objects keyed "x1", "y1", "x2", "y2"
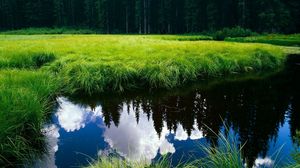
[{"x1": 36, "y1": 65, "x2": 299, "y2": 168}]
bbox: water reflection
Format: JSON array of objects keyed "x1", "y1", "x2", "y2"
[
  {"x1": 56, "y1": 97, "x2": 103, "y2": 132},
  {"x1": 102, "y1": 104, "x2": 175, "y2": 163},
  {"x1": 35, "y1": 125, "x2": 59, "y2": 168},
  {"x1": 40, "y1": 65, "x2": 299, "y2": 168},
  {"x1": 253, "y1": 157, "x2": 274, "y2": 168}
]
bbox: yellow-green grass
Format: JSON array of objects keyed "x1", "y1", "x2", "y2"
[
  {"x1": 0, "y1": 35, "x2": 285, "y2": 94},
  {"x1": 0, "y1": 35, "x2": 289, "y2": 166},
  {"x1": 226, "y1": 34, "x2": 300, "y2": 46}
]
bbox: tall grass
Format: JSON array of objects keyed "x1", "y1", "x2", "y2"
[
  {"x1": 193, "y1": 127, "x2": 244, "y2": 168},
  {"x1": 291, "y1": 130, "x2": 300, "y2": 165},
  {"x1": 86, "y1": 156, "x2": 176, "y2": 168},
  {"x1": 0, "y1": 70, "x2": 59, "y2": 166},
  {"x1": 0, "y1": 35, "x2": 286, "y2": 94},
  {"x1": 0, "y1": 52, "x2": 56, "y2": 69}
]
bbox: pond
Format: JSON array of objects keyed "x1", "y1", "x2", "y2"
[{"x1": 35, "y1": 61, "x2": 300, "y2": 168}]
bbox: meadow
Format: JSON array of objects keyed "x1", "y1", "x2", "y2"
[
  {"x1": 0, "y1": 35, "x2": 286, "y2": 93},
  {"x1": 0, "y1": 34, "x2": 297, "y2": 166}
]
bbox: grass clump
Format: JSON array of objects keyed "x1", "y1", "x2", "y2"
[
  {"x1": 194, "y1": 134, "x2": 244, "y2": 167},
  {"x1": 86, "y1": 154, "x2": 184, "y2": 168},
  {"x1": 0, "y1": 52, "x2": 56, "y2": 69},
  {"x1": 226, "y1": 34, "x2": 300, "y2": 46},
  {"x1": 0, "y1": 70, "x2": 59, "y2": 166}
]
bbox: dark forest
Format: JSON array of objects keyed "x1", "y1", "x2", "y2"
[{"x1": 0, "y1": 0, "x2": 299, "y2": 33}]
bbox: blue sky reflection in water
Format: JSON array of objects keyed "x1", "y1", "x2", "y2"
[{"x1": 35, "y1": 68, "x2": 300, "y2": 168}]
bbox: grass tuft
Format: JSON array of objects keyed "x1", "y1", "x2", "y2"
[{"x1": 0, "y1": 70, "x2": 59, "y2": 166}]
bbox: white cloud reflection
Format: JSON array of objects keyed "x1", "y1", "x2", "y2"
[
  {"x1": 175, "y1": 121, "x2": 204, "y2": 141},
  {"x1": 56, "y1": 97, "x2": 102, "y2": 132},
  {"x1": 253, "y1": 157, "x2": 274, "y2": 168},
  {"x1": 102, "y1": 104, "x2": 175, "y2": 163},
  {"x1": 39, "y1": 97, "x2": 205, "y2": 166},
  {"x1": 34, "y1": 124, "x2": 59, "y2": 168}
]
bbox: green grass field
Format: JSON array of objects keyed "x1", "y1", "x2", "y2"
[
  {"x1": 0, "y1": 34, "x2": 294, "y2": 166},
  {"x1": 0, "y1": 35, "x2": 286, "y2": 93}
]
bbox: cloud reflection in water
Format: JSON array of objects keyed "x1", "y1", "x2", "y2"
[
  {"x1": 35, "y1": 124, "x2": 59, "y2": 168},
  {"x1": 103, "y1": 104, "x2": 175, "y2": 163},
  {"x1": 40, "y1": 97, "x2": 205, "y2": 166}
]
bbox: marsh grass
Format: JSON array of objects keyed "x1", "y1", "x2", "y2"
[
  {"x1": 0, "y1": 52, "x2": 56, "y2": 69},
  {"x1": 226, "y1": 34, "x2": 300, "y2": 46},
  {"x1": 0, "y1": 70, "x2": 59, "y2": 166},
  {"x1": 192, "y1": 125, "x2": 244, "y2": 168},
  {"x1": 0, "y1": 35, "x2": 285, "y2": 94},
  {"x1": 86, "y1": 155, "x2": 190, "y2": 168}
]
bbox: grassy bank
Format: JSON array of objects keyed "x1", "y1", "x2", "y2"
[
  {"x1": 0, "y1": 35, "x2": 285, "y2": 94},
  {"x1": 226, "y1": 34, "x2": 300, "y2": 46},
  {"x1": 0, "y1": 70, "x2": 59, "y2": 166},
  {"x1": 0, "y1": 35, "x2": 289, "y2": 166}
]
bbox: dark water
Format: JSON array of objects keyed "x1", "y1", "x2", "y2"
[{"x1": 35, "y1": 61, "x2": 300, "y2": 168}]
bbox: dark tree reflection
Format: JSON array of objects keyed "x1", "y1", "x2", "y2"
[{"x1": 71, "y1": 64, "x2": 299, "y2": 167}]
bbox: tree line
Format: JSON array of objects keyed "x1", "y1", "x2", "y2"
[{"x1": 0, "y1": 0, "x2": 299, "y2": 34}]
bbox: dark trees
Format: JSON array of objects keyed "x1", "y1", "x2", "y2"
[{"x1": 0, "y1": 0, "x2": 299, "y2": 33}]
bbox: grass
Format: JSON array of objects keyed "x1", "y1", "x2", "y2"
[
  {"x1": 86, "y1": 149, "x2": 300, "y2": 168},
  {"x1": 226, "y1": 34, "x2": 300, "y2": 46},
  {"x1": 292, "y1": 130, "x2": 300, "y2": 165},
  {"x1": 0, "y1": 34, "x2": 293, "y2": 166},
  {"x1": 0, "y1": 70, "x2": 59, "y2": 166},
  {"x1": 86, "y1": 156, "x2": 176, "y2": 168},
  {"x1": 193, "y1": 132, "x2": 244, "y2": 168},
  {"x1": 0, "y1": 35, "x2": 286, "y2": 94}
]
